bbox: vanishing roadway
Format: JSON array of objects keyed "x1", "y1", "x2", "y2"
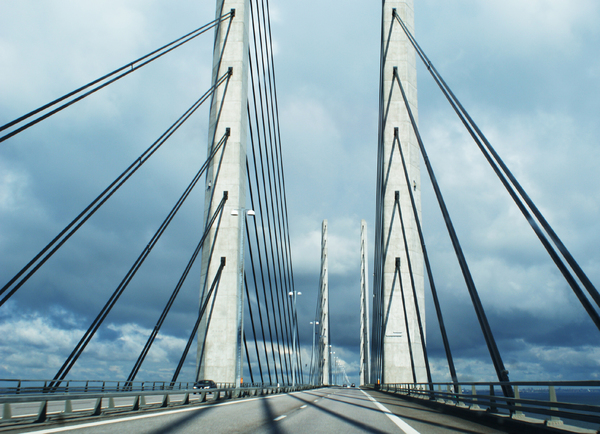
[{"x1": 13, "y1": 387, "x2": 508, "y2": 434}]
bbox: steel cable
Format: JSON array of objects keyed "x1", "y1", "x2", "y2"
[
  {"x1": 172, "y1": 256, "x2": 227, "y2": 384},
  {"x1": 394, "y1": 130, "x2": 459, "y2": 390},
  {"x1": 248, "y1": 0, "x2": 291, "y2": 383},
  {"x1": 393, "y1": 68, "x2": 514, "y2": 399},
  {"x1": 392, "y1": 11, "x2": 600, "y2": 315},
  {"x1": 126, "y1": 189, "x2": 229, "y2": 383},
  {"x1": 0, "y1": 12, "x2": 234, "y2": 144},
  {"x1": 0, "y1": 71, "x2": 231, "y2": 308},
  {"x1": 49, "y1": 156, "x2": 227, "y2": 389}
]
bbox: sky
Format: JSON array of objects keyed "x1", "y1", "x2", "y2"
[{"x1": 1, "y1": 0, "x2": 600, "y2": 387}]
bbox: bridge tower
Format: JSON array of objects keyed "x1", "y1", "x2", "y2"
[
  {"x1": 196, "y1": 0, "x2": 249, "y2": 385},
  {"x1": 317, "y1": 220, "x2": 330, "y2": 385},
  {"x1": 373, "y1": 0, "x2": 426, "y2": 384}
]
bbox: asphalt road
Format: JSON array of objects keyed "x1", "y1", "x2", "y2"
[{"x1": 12, "y1": 387, "x2": 508, "y2": 433}]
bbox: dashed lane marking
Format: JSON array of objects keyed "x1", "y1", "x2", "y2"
[
  {"x1": 274, "y1": 415, "x2": 287, "y2": 421},
  {"x1": 19, "y1": 390, "x2": 314, "y2": 433},
  {"x1": 360, "y1": 389, "x2": 421, "y2": 434}
]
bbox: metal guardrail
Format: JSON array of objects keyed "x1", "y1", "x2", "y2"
[
  {"x1": 370, "y1": 381, "x2": 600, "y2": 429},
  {"x1": 0, "y1": 378, "x2": 315, "y2": 427},
  {"x1": 0, "y1": 379, "x2": 236, "y2": 395}
]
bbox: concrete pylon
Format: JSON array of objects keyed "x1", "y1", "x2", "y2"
[
  {"x1": 360, "y1": 220, "x2": 371, "y2": 386},
  {"x1": 196, "y1": 0, "x2": 249, "y2": 385},
  {"x1": 318, "y1": 220, "x2": 330, "y2": 385},
  {"x1": 374, "y1": 0, "x2": 426, "y2": 384}
]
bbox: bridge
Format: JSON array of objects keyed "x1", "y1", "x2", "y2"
[{"x1": 1, "y1": 0, "x2": 600, "y2": 433}]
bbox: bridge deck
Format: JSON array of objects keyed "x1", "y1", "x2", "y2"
[{"x1": 8, "y1": 387, "x2": 516, "y2": 433}]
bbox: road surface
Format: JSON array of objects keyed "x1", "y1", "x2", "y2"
[{"x1": 11, "y1": 387, "x2": 508, "y2": 433}]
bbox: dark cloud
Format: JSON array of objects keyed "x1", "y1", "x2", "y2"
[{"x1": 1, "y1": 0, "x2": 600, "y2": 387}]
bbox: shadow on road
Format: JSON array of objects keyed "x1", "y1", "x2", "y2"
[
  {"x1": 288, "y1": 393, "x2": 390, "y2": 434},
  {"x1": 260, "y1": 396, "x2": 287, "y2": 434},
  {"x1": 146, "y1": 405, "x2": 215, "y2": 434}
]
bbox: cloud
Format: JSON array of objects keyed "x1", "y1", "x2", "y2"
[
  {"x1": 0, "y1": 304, "x2": 192, "y2": 381},
  {"x1": 1, "y1": 0, "x2": 599, "y2": 388}
]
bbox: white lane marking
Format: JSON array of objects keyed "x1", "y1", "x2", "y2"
[
  {"x1": 360, "y1": 389, "x2": 421, "y2": 434},
  {"x1": 274, "y1": 415, "x2": 287, "y2": 421},
  {"x1": 19, "y1": 390, "x2": 314, "y2": 434},
  {"x1": 300, "y1": 405, "x2": 307, "y2": 409}
]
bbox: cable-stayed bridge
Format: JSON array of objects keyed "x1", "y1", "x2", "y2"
[{"x1": 1, "y1": 0, "x2": 600, "y2": 433}]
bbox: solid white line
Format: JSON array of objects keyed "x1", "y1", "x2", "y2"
[
  {"x1": 360, "y1": 389, "x2": 421, "y2": 434},
  {"x1": 273, "y1": 415, "x2": 286, "y2": 421},
  {"x1": 19, "y1": 390, "x2": 309, "y2": 434}
]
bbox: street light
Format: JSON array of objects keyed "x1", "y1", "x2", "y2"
[
  {"x1": 288, "y1": 290, "x2": 302, "y2": 387},
  {"x1": 331, "y1": 350, "x2": 336, "y2": 385},
  {"x1": 309, "y1": 320, "x2": 319, "y2": 385},
  {"x1": 231, "y1": 208, "x2": 255, "y2": 387}
]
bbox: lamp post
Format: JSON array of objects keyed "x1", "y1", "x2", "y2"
[
  {"x1": 231, "y1": 208, "x2": 255, "y2": 387},
  {"x1": 309, "y1": 320, "x2": 319, "y2": 385},
  {"x1": 331, "y1": 351, "x2": 336, "y2": 385},
  {"x1": 288, "y1": 290, "x2": 302, "y2": 387},
  {"x1": 328, "y1": 345, "x2": 332, "y2": 385}
]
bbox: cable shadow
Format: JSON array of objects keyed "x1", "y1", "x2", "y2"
[
  {"x1": 261, "y1": 394, "x2": 287, "y2": 434},
  {"x1": 146, "y1": 405, "x2": 214, "y2": 434},
  {"x1": 323, "y1": 390, "x2": 442, "y2": 419},
  {"x1": 367, "y1": 391, "x2": 499, "y2": 434},
  {"x1": 288, "y1": 393, "x2": 390, "y2": 434},
  {"x1": 305, "y1": 389, "x2": 498, "y2": 434}
]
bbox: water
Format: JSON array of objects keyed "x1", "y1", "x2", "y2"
[{"x1": 518, "y1": 390, "x2": 600, "y2": 431}]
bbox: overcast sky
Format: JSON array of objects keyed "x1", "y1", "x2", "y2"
[{"x1": 1, "y1": 0, "x2": 600, "y2": 386}]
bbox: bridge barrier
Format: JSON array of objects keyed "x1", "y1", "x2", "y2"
[
  {"x1": 367, "y1": 381, "x2": 600, "y2": 430},
  {"x1": 0, "y1": 380, "x2": 316, "y2": 428}
]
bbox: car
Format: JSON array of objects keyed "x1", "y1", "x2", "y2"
[
  {"x1": 343, "y1": 384, "x2": 347, "y2": 388},
  {"x1": 193, "y1": 380, "x2": 217, "y2": 393},
  {"x1": 351, "y1": 383, "x2": 355, "y2": 388}
]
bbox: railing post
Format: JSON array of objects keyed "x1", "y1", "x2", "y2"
[
  {"x1": 470, "y1": 385, "x2": 480, "y2": 410},
  {"x1": 545, "y1": 385, "x2": 563, "y2": 426},
  {"x1": 92, "y1": 398, "x2": 102, "y2": 416},
  {"x1": 2, "y1": 403, "x2": 12, "y2": 420},
  {"x1": 456, "y1": 384, "x2": 468, "y2": 408},
  {"x1": 488, "y1": 385, "x2": 497, "y2": 413},
  {"x1": 64, "y1": 399, "x2": 73, "y2": 415},
  {"x1": 437, "y1": 384, "x2": 444, "y2": 403},
  {"x1": 35, "y1": 401, "x2": 47, "y2": 423},
  {"x1": 511, "y1": 385, "x2": 525, "y2": 419}
]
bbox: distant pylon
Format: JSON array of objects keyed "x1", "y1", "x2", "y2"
[
  {"x1": 373, "y1": 0, "x2": 426, "y2": 384},
  {"x1": 360, "y1": 220, "x2": 371, "y2": 385},
  {"x1": 196, "y1": 0, "x2": 249, "y2": 385},
  {"x1": 317, "y1": 220, "x2": 330, "y2": 385}
]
